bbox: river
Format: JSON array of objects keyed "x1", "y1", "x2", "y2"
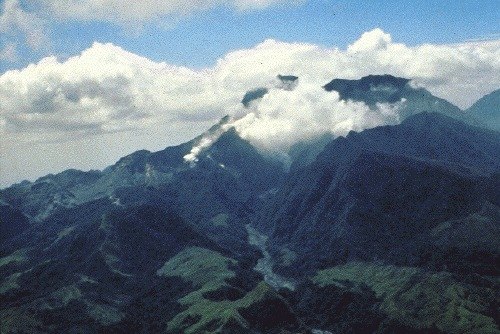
[{"x1": 245, "y1": 224, "x2": 295, "y2": 291}]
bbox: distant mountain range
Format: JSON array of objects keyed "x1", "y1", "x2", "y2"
[
  {"x1": 1, "y1": 75, "x2": 499, "y2": 333},
  {"x1": 467, "y1": 88, "x2": 500, "y2": 131}
]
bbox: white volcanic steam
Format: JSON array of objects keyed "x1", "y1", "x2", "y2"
[
  {"x1": 183, "y1": 78, "x2": 404, "y2": 164},
  {"x1": 183, "y1": 120, "x2": 234, "y2": 165},
  {"x1": 233, "y1": 80, "x2": 402, "y2": 152},
  {"x1": 1, "y1": 29, "x2": 499, "y2": 184}
]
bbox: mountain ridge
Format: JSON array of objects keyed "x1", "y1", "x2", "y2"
[
  {"x1": 1, "y1": 76, "x2": 499, "y2": 334},
  {"x1": 467, "y1": 88, "x2": 500, "y2": 131}
]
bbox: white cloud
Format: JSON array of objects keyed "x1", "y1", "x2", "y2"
[
  {"x1": 183, "y1": 81, "x2": 403, "y2": 166},
  {"x1": 184, "y1": 121, "x2": 233, "y2": 164},
  {"x1": 0, "y1": 0, "x2": 47, "y2": 51},
  {"x1": 0, "y1": 42, "x2": 222, "y2": 138},
  {"x1": 347, "y1": 28, "x2": 392, "y2": 53},
  {"x1": 233, "y1": 0, "x2": 302, "y2": 11},
  {"x1": 41, "y1": 0, "x2": 299, "y2": 25},
  {"x1": 0, "y1": 29, "x2": 499, "y2": 185},
  {"x1": 232, "y1": 82, "x2": 402, "y2": 153},
  {"x1": 0, "y1": 42, "x2": 18, "y2": 62}
]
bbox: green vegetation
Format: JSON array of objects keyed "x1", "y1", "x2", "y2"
[
  {"x1": 0, "y1": 308, "x2": 41, "y2": 334},
  {"x1": 31, "y1": 285, "x2": 84, "y2": 311},
  {"x1": 54, "y1": 226, "x2": 75, "y2": 243},
  {"x1": 0, "y1": 273, "x2": 21, "y2": 294},
  {"x1": 43, "y1": 226, "x2": 77, "y2": 251},
  {"x1": 157, "y1": 246, "x2": 276, "y2": 333},
  {"x1": 98, "y1": 226, "x2": 133, "y2": 278},
  {"x1": 209, "y1": 213, "x2": 229, "y2": 227},
  {"x1": 78, "y1": 274, "x2": 97, "y2": 284},
  {"x1": 157, "y1": 246, "x2": 236, "y2": 289},
  {"x1": 0, "y1": 249, "x2": 29, "y2": 267},
  {"x1": 279, "y1": 248, "x2": 297, "y2": 266},
  {"x1": 85, "y1": 302, "x2": 124, "y2": 326},
  {"x1": 314, "y1": 262, "x2": 419, "y2": 296},
  {"x1": 52, "y1": 285, "x2": 82, "y2": 307},
  {"x1": 314, "y1": 262, "x2": 499, "y2": 334}
]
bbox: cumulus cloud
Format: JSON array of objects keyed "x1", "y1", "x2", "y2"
[
  {"x1": 1, "y1": 29, "x2": 499, "y2": 183},
  {"x1": 348, "y1": 28, "x2": 392, "y2": 53},
  {"x1": 182, "y1": 80, "x2": 403, "y2": 165},
  {"x1": 41, "y1": 0, "x2": 300, "y2": 25},
  {"x1": 0, "y1": 0, "x2": 48, "y2": 53},
  {"x1": 0, "y1": 42, "x2": 223, "y2": 139},
  {"x1": 232, "y1": 82, "x2": 402, "y2": 152},
  {"x1": 1, "y1": 29, "x2": 499, "y2": 137}
]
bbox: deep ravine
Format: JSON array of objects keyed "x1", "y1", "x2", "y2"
[{"x1": 245, "y1": 224, "x2": 295, "y2": 290}]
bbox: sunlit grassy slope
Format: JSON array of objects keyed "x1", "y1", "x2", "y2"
[{"x1": 314, "y1": 262, "x2": 499, "y2": 334}]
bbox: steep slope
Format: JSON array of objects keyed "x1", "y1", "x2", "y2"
[
  {"x1": 1, "y1": 82, "x2": 499, "y2": 333},
  {"x1": 467, "y1": 89, "x2": 500, "y2": 131},
  {"x1": 0, "y1": 170, "x2": 102, "y2": 221},
  {"x1": 309, "y1": 262, "x2": 498, "y2": 334},
  {"x1": 324, "y1": 74, "x2": 475, "y2": 123},
  {"x1": 0, "y1": 121, "x2": 285, "y2": 254},
  {"x1": 258, "y1": 113, "x2": 500, "y2": 275},
  {"x1": 250, "y1": 112, "x2": 500, "y2": 333},
  {"x1": 0, "y1": 203, "x2": 304, "y2": 333},
  {"x1": 0, "y1": 204, "x2": 213, "y2": 331},
  {"x1": 0, "y1": 119, "x2": 295, "y2": 333},
  {"x1": 0, "y1": 203, "x2": 31, "y2": 243}
]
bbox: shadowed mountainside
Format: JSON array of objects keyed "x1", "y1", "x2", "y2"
[{"x1": 1, "y1": 76, "x2": 499, "y2": 333}]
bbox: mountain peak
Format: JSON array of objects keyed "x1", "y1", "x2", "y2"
[
  {"x1": 467, "y1": 88, "x2": 500, "y2": 131},
  {"x1": 241, "y1": 74, "x2": 299, "y2": 107},
  {"x1": 401, "y1": 111, "x2": 460, "y2": 126},
  {"x1": 324, "y1": 74, "x2": 410, "y2": 90},
  {"x1": 323, "y1": 74, "x2": 411, "y2": 105},
  {"x1": 242, "y1": 87, "x2": 268, "y2": 107},
  {"x1": 276, "y1": 74, "x2": 299, "y2": 91}
]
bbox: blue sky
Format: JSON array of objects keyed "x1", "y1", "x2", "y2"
[{"x1": 1, "y1": 0, "x2": 499, "y2": 72}]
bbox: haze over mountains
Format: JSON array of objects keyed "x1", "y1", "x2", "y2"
[
  {"x1": 2, "y1": 28, "x2": 500, "y2": 187},
  {"x1": 0, "y1": 74, "x2": 499, "y2": 333}
]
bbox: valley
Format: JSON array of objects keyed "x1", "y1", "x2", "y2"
[{"x1": 0, "y1": 75, "x2": 499, "y2": 333}]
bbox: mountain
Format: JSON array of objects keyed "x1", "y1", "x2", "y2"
[
  {"x1": 0, "y1": 203, "x2": 305, "y2": 333},
  {"x1": 323, "y1": 74, "x2": 480, "y2": 125},
  {"x1": 467, "y1": 89, "x2": 500, "y2": 131},
  {"x1": 256, "y1": 113, "x2": 500, "y2": 333},
  {"x1": 323, "y1": 74, "x2": 412, "y2": 105},
  {"x1": 0, "y1": 203, "x2": 30, "y2": 243},
  {"x1": 0, "y1": 120, "x2": 296, "y2": 333},
  {"x1": 259, "y1": 112, "x2": 500, "y2": 276},
  {"x1": 0, "y1": 122, "x2": 284, "y2": 255},
  {"x1": 1, "y1": 78, "x2": 499, "y2": 333}
]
